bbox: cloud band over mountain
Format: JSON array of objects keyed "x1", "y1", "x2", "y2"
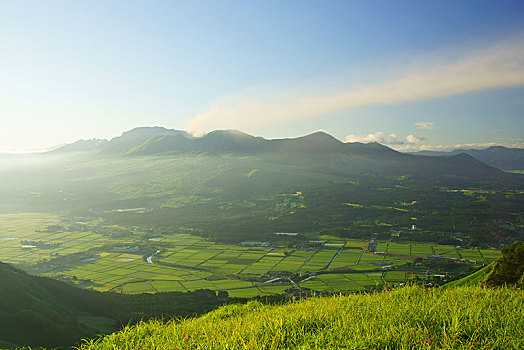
[{"x1": 187, "y1": 34, "x2": 524, "y2": 134}]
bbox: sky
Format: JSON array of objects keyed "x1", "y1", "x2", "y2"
[{"x1": 1, "y1": 0, "x2": 523, "y2": 153}]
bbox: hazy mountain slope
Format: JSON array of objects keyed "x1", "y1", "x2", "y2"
[
  {"x1": 49, "y1": 138, "x2": 108, "y2": 154},
  {"x1": 44, "y1": 127, "x2": 523, "y2": 183},
  {"x1": 411, "y1": 146, "x2": 524, "y2": 171},
  {"x1": 94, "y1": 128, "x2": 519, "y2": 183},
  {"x1": 51, "y1": 126, "x2": 192, "y2": 155},
  {"x1": 0, "y1": 261, "x2": 229, "y2": 349},
  {"x1": 1, "y1": 127, "x2": 522, "y2": 245},
  {"x1": 125, "y1": 129, "x2": 271, "y2": 155},
  {"x1": 100, "y1": 126, "x2": 193, "y2": 155}
]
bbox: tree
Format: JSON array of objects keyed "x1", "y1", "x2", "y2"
[{"x1": 486, "y1": 242, "x2": 524, "y2": 287}]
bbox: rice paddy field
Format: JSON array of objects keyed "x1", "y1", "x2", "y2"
[{"x1": 0, "y1": 213, "x2": 502, "y2": 297}]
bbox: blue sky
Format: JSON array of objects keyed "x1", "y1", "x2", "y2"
[{"x1": 0, "y1": 0, "x2": 523, "y2": 152}]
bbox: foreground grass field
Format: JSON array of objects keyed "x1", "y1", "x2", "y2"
[{"x1": 77, "y1": 285, "x2": 523, "y2": 350}]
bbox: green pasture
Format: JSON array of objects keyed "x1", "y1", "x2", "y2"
[
  {"x1": 358, "y1": 252, "x2": 385, "y2": 266},
  {"x1": 317, "y1": 274, "x2": 363, "y2": 291},
  {"x1": 479, "y1": 248, "x2": 502, "y2": 263},
  {"x1": 328, "y1": 250, "x2": 362, "y2": 269},
  {"x1": 298, "y1": 278, "x2": 334, "y2": 292},
  {"x1": 344, "y1": 239, "x2": 367, "y2": 248},
  {"x1": 386, "y1": 242, "x2": 410, "y2": 255},
  {"x1": 384, "y1": 271, "x2": 406, "y2": 283},
  {"x1": 298, "y1": 250, "x2": 338, "y2": 272},
  {"x1": 270, "y1": 250, "x2": 313, "y2": 272},
  {"x1": 410, "y1": 243, "x2": 433, "y2": 256}
]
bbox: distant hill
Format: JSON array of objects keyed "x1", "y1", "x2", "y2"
[
  {"x1": 50, "y1": 127, "x2": 401, "y2": 156},
  {"x1": 52, "y1": 126, "x2": 193, "y2": 155},
  {"x1": 49, "y1": 138, "x2": 108, "y2": 153},
  {"x1": 410, "y1": 146, "x2": 524, "y2": 171},
  {"x1": 53, "y1": 128, "x2": 384, "y2": 156},
  {"x1": 101, "y1": 126, "x2": 193, "y2": 155},
  {"x1": 0, "y1": 261, "x2": 229, "y2": 349},
  {"x1": 123, "y1": 129, "x2": 269, "y2": 155},
  {"x1": 122, "y1": 130, "x2": 390, "y2": 157}
]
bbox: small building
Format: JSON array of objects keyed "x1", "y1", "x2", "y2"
[
  {"x1": 116, "y1": 208, "x2": 147, "y2": 213},
  {"x1": 21, "y1": 245, "x2": 36, "y2": 249},
  {"x1": 113, "y1": 245, "x2": 140, "y2": 252},
  {"x1": 373, "y1": 263, "x2": 391, "y2": 267},
  {"x1": 274, "y1": 232, "x2": 299, "y2": 236},
  {"x1": 239, "y1": 241, "x2": 270, "y2": 247}
]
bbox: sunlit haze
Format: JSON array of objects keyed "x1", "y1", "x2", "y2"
[
  {"x1": 1, "y1": 0, "x2": 523, "y2": 153},
  {"x1": 1, "y1": 3, "x2": 523, "y2": 348}
]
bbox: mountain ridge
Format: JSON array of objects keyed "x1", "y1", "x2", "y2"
[
  {"x1": 41, "y1": 126, "x2": 524, "y2": 186},
  {"x1": 410, "y1": 146, "x2": 524, "y2": 171},
  {"x1": 50, "y1": 127, "x2": 396, "y2": 156},
  {"x1": 50, "y1": 127, "x2": 523, "y2": 174}
]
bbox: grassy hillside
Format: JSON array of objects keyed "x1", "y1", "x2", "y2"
[
  {"x1": 445, "y1": 242, "x2": 524, "y2": 289},
  {"x1": 77, "y1": 285, "x2": 523, "y2": 350},
  {"x1": 443, "y1": 263, "x2": 495, "y2": 288},
  {"x1": 0, "y1": 262, "x2": 114, "y2": 349}
]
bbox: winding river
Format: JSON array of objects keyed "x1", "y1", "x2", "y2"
[{"x1": 146, "y1": 250, "x2": 161, "y2": 264}]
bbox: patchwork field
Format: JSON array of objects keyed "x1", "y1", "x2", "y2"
[{"x1": 0, "y1": 213, "x2": 502, "y2": 297}]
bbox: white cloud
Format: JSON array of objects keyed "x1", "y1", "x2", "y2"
[
  {"x1": 415, "y1": 122, "x2": 436, "y2": 130},
  {"x1": 389, "y1": 139, "x2": 524, "y2": 152},
  {"x1": 187, "y1": 34, "x2": 524, "y2": 133},
  {"x1": 453, "y1": 141, "x2": 524, "y2": 149},
  {"x1": 405, "y1": 135, "x2": 421, "y2": 144},
  {"x1": 345, "y1": 131, "x2": 422, "y2": 145},
  {"x1": 345, "y1": 132, "x2": 385, "y2": 143},
  {"x1": 391, "y1": 144, "x2": 445, "y2": 152}
]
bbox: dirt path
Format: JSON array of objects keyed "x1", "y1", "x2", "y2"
[{"x1": 324, "y1": 248, "x2": 343, "y2": 270}]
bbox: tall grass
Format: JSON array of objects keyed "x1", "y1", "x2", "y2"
[{"x1": 77, "y1": 285, "x2": 523, "y2": 349}]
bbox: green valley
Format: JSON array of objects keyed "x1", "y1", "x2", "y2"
[
  {"x1": 0, "y1": 128, "x2": 522, "y2": 349},
  {"x1": 3, "y1": 2, "x2": 524, "y2": 349}
]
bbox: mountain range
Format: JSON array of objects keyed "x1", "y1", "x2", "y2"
[
  {"x1": 50, "y1": 127, "x2": 392, "y2": 156},
  {"x1": 410, "y1": 146, "x2": 524, "y2": 171},
  {"x1": 48, "y1": 127, "x2": 520, "y2": 183}
]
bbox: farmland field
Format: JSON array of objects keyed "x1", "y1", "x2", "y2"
[{"x1": 0, "y1": 213, "x2": 502, "y2": 297}]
